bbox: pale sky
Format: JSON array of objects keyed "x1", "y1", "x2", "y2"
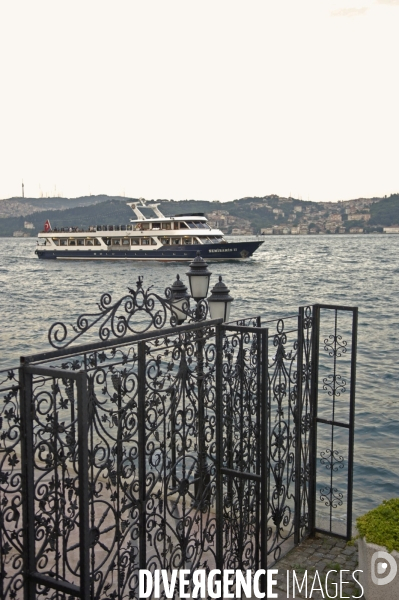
[{"x1": 1, "y1": 0, "x2": 398, "y2": 203}]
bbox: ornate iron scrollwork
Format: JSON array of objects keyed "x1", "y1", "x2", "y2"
[{"x1": 48, "y1": 276, "x2": 209, "y2": 349}]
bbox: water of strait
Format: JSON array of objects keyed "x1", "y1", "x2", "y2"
[{"x1": 1, "y1": 235, "x2": 398, "y2": 523}]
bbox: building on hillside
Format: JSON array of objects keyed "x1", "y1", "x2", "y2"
[
  {"x1": 231, "y1": 228, "x2": 250, "y2": 235},
  {"x1": 260, "y1": 228, "x2": 274, "y2": 235},
  {"x1": 24, "y1": 221, "x2": 35, "y2": 229},
  {"x1": 347, "y1": 213, "x2": 371, "y2": 221},
  {"x1": 349, "y1": 227, "x2": 364, "y2": 234},
  {"x1": 383, "y1": 226, "x2": 399, "y2": 233}
]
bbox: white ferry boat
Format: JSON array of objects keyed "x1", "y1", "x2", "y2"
[{"x1": 35, "y1": 200, "x2": 264, "y2": 261}]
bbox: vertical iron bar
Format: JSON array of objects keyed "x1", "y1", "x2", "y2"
[
  {"x1": 195, "y1": 329, "x2": 207, "y2": 512},
  {"x1": 346, "y1": 308, "x2": 358, "y2": 541},
  {"x1": 255, "y1": 330, "x2": 261, "y2": 570},
  {"x1": 19, "y1": 360, "x2": 36, "y2": 600},
  {"x1": 215, "y1": 324, "x2": 224, "y2": 572},
  {"x1": 308, "y1": 305, "x2": 320, "y2": 537},
  {"x1": 260, "y1": 329, "x2": 268, "y2": 591},
  {"x1": 238, "y1": 331, "x2": 244, "y2": 568},
  {"x1": 294, "y1": 309, "x2": 304, "y2": 544},
  {"x1": 138, "y1": 341, "x2": 147, "y2": 570},
  {"x1": 76, "y1": 371, "x2": 90, "y2": 600}
]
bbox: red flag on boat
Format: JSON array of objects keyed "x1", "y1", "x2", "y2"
[{"x1": 44, "y1": 219, "x2": 51, "y2": 232}]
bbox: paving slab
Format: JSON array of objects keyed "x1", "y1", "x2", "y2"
[{"x1": 245, "y1": 533, "x2": 363, "y2": 599}]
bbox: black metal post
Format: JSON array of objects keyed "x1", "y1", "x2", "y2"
[
  {"x1": 346, "y1": 307, "x2": 358, "y2": 541},
  {"x1": 294, "y1": 309, "x2": 304, "y2": 544},
  {"x1": 309, "y1": 305, "x2": 320, "y2": 537},
  {"x1": 215, "y1": 323, "x2": 224, "y2": 572},
  {"x1": 260, "y1": 327, "x2": 269, "y2": 592},
  {"x1": 19, "y1": 360, "x2": 36, "y2": 600},
  {"x1": 76, "y1": 371, "x2": 90, "y2": 599},
  {"x1": 138, "y1": 341, "x2": 147, "y2": 571}
]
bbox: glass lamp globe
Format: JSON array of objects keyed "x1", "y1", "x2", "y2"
[{"x1": 186, "y1": 252, "x2": 212, "y2": 302}]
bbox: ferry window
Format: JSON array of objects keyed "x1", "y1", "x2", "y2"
[
  {"x1": 114, "y1": 225, "x2": 120, "y2": 231},
  {"x1": 122, "y1": 239, "x2": 130, "y2": 246},
  {"x1": 112, "y1": 238, "x2": 122, "y2": 245},
  {"x1": 97, "y1": 225, "x2": 102, "y2": 231},
  {"x1": 68, "y1": 239, "x2": 76, "y2": 246},
  {"x1": 60, "y1": 239, "x2": 68, "y2": 246},
  {"x1": 127, "y1": 225, "x2": 132, "y2": 231},
  {"x1": 161, "y1": 222, "x2": 171, "y2": 230},
  {"x1": 108, "y1": 225, "x2": 114, "y2": 231},
  {"x1": 160, "y1": 237, "x2": 170, "y2": 245},
  {"x1": 102, "y1": 237, "x2": 111, "y2": 246},
  {"x1": 184, "y1": 237, "x2": 191, "y2": 245},
  {"x1": 142, "y1": 223, "x2": 150, "y2": 230},
  {"x1": 150, "y1": 238, "x2": 157, "y2": 245},
  {"x1": 152, "y1": 224, "x2": 161, "y2": 230},
  {"x1": 173, "y1": 222, "x2": 179, "y2": 230},
  {"x1": 94, "y1": 239, "x2": 101, "y2": 246},
  {"x1": 131, "y1": 238, "x2": 140, "y2": 245},
  {"x1": 179, "y1": 222, "x2": 188, "y2": 229},
  {"x1": 77, "y1": 239, "x2": 85, "y2": 246},
  {"x1": 186, "y1": 221, "x2": 196, "y2": 229},
  {"x1": 88, "y1": 226, "x2": 96, "y2": 232},
  {"x1": 142, "y1": 238, "x2": 150, "y2": 245},
  {"x1": 86, "y1": 239, "x2": 94, "y2": 246},
  {"x1": 121, "y1": 225, "x2": 126, "y2": 231},
  {"x1": 52, "y1": 238, "x2": 60, "y2": 246},
  {"x1": 172, "y1": 238, "x2": 181, "y2": 245}
]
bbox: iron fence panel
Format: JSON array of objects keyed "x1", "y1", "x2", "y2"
[
  {"x1": 311, "y1": 305, "x2": 357, "y2": 540},
  {"x1": 0, "y1": 303, "x2": 357, "y2": 600},
  {"x1": 220, "y1": 323, "x2": 267, "y2": 581},
  {"x1": 0, "y1": 369, "x2": 23, "y2": 600}
]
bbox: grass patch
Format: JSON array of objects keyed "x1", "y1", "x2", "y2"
[{"x1": 356, "y1": 498, "x2": 399, "y2": 553}]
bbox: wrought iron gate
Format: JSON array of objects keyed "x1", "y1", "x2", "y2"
[{"x1": 0, "y1": 303, "x2": 357, "y2": 600}]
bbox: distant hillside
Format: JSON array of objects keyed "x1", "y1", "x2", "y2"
[
  {"x1": 0, "y1": 199, "x2": 138, "y2": 236},
  {"x1": 1, "y1": 193, "x2": 398, "y2": 236},
  {"x1": 369, "y1": 194, "x2": 399, "y2": 226},
  {"x1": 0, "y1": 195, "x2": 124, "y2": 219}
]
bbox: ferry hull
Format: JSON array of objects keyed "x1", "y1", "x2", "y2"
[{"x1": 35, "y1": 241, "x2": 263, "y2": 261}]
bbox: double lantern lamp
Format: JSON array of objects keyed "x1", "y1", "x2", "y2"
[{"x1": 170, "y1": 252, "x2": 233, "y2": 324}]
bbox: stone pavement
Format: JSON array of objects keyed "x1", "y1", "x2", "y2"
[{"x1": 259, "y1": 533, "x2": 363, "y2": 599}]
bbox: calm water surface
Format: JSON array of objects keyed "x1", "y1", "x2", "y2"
[{"x1": 1, "y1": 235, "x2": 398, "y2": 520}]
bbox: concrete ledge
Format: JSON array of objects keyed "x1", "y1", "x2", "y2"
[{"x1": 358, "y1": 538, "x2": 399, "y2": 600}]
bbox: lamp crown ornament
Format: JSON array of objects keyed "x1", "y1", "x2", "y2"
[
  {"x1": 208, "y1": 276, "x2": 233, "y2": 302},
  {"x1": 170, "y1": 274, "x2": 190, "y2": 300}
]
